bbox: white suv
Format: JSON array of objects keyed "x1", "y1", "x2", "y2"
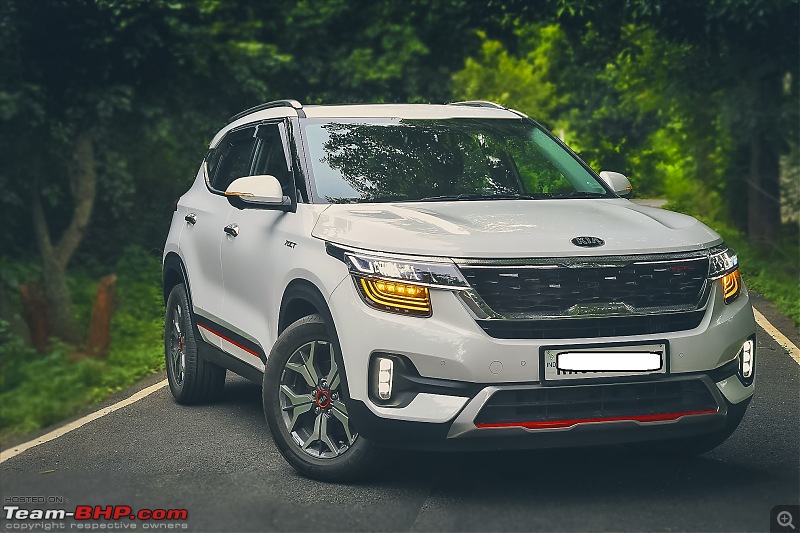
[{"x1": 163, "y1": 100, "x2": 756, "y2": 480}]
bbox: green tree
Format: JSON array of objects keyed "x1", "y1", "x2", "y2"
[
  {"x1": 453, "y1": 26, "x2": 565, "y2": 120},
  {"x1": 0, "y1": 0, "x2": 282, "y2": 344},
  {"x1": 555, "y1": 0, "x2": 799, "y2": 244},
  {"x1": 451, "y1": 22, "x2": 675, "y2": 197}
]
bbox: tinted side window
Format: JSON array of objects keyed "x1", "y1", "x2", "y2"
[
  {"x1": 210, "y1": 129, "x2": 257, "y2": 192},
  {"x1": 253, "y1": 124, "x2": 292, "y2": 194},
  {"x1": 205, "y1": 149, "x2": 221, "y2": 181}
]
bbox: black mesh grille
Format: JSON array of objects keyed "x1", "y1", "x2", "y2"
[
  {"x1": 477, "y1": 311, "x2": 705, "y2": 339},
  {"x1": 460, "y1": 257, "x2": 709, "y2": 317},
  {"x1": 474, "y1": 379, "x2": 718, "y2": 426}
]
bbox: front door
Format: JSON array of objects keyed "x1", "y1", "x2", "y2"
[
  {"x1": 181, "y1": 126, "x2": 256, "y2": 347},
  {"x1": 220, "y1": 121, "x2": 297, "y2": 369}
]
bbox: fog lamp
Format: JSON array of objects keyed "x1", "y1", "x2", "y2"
[
  {"x1": 739, "y1": 338, "x2": 754, "y2": 381},
  {"x1": 376, "y1": 357, "x2": 394, "y2": 400}
]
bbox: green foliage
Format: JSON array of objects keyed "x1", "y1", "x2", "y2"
[
  {"x1": 0, "y1": 320, "x2": 39, "y2": 395},
  {"x1": 668, "y1": 208, "x2": 800, "y2": 327},
  {"x1": 0, "y1": 247, "x2": 165, "y2": 436},
  {"x1": 555, "y1": 0, "x2": 798, "y2": 242},
  {"x1": 452, "y1": 22, "x2": 677, "y2": 194},
  {"x1": 453, "y1": 26, "x2": 564, "y2": 119}
]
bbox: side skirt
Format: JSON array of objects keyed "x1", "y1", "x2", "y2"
[
  {"x1": 191, "y1": 314, "x2": 266, "y2": 384},
  {"x1": 197, "y1": 339, "x2": 264, "y2": 384}
]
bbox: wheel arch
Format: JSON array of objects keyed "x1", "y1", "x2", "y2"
[
  {"x1": 277, "y1": 279, "x2": 352, "y2": 398},
  {"x1": 163, "y1": 252, "x2": 192, "y2": 310},
  {"x1": 278, "y1": 279, "x2": 332, "y2": 333}
]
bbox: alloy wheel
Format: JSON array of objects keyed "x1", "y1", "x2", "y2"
[
  {"x1": 279, "y1": 340, "x2": 357, "y2": 458},
  {"x1": 169, "y1": 304, "x2": 186, "y2": 385}
]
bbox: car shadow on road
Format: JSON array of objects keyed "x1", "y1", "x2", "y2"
[
  {"x1": 217, "y1": 375, "x2": 264, "y2": 404},
  {"x1": 387, "y1": 447, "x2": 763, "y2": 496}
]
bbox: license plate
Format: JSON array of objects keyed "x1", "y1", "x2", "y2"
[{"x1": 543, "y1": 343, "x2": 667, "y2": 382}]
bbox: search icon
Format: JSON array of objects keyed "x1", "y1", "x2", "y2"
[{"x1": 778, "y1": 510, "x2": 796, "y2": 530}]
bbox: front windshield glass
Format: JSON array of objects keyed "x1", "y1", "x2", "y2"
[{"x1": 302, "y1": 118, "x2": 612, "y2": 203}]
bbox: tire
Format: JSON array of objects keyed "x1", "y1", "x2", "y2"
[
  {"x1": 263, "y1": 314, "x2": 379, "y2": 481},
  {"x1": 164, "y1": 283, "x2": 226, "y2": 404}
]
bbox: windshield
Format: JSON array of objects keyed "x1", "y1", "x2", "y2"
[{"x1": 301, "y1": 118, "x2": 612, "y2": 203}]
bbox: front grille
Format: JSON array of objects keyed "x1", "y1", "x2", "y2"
[
  {"x1": 477, "y1": 311, "x2": 705, "y2": 339},
  {"x1": 474, "y1": 379, "x2": 718, "y2": 426},
  {"x1": 459, "y1": 256, "x2": 709, "y2": 318}
]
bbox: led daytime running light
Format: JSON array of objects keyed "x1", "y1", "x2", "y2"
[
  {"x1": 740, "y1": 339, "x2": 754, "y2": 380},
  {"x1": 344, "y1": 252, "x2": 468, "y2": 288}
]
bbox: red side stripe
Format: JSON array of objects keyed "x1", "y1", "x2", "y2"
[
  {"x1": 197, "y1": 323, "x2": 261, "y2": 359},
  {"x1": 475, "y1": 409, "x2": 719, "y2": 430}
]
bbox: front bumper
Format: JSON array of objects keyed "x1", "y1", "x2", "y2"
[
  {"x1": 328, "y1": 272, "x2": 756, "y2": 450},
  {"x1": 346, "y1": 370, "x2": 751, "y2": 451}
]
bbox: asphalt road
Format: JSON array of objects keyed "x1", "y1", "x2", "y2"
[{"x1": 1, "y1": 302, "x2": 798, "y2": 532}]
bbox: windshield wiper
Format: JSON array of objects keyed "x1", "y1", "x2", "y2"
[
  {"x1": 540, "y1": 191, "x2": 609, "y2": 199},
  {"x1": 416, "y1": 193, "x2": 542, "y2": 202},
  {"x1": 337, "y1": 192, "x2": 606, "y2": 203}
]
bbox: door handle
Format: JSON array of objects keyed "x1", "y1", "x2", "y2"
[
  {"x1": 224, "y1": 223, "x2": 239, "y2": 237},
  {"x1": 184, "y1": 213, "x2": 197, "y2": 225}
]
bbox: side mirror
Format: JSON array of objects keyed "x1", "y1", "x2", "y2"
[
  {"x1": 225, "y1": 175, "x2": 287, "y2": 205},
  {"x1": 599, "y1": 171, "x2": 633, "y2": 197}
]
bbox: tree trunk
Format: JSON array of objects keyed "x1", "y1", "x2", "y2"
[
  {"x1": 86, "y1": 274, "x2": 117, "y2": 358},
  {"x1": 30, "y1": 131, "x2": 97, "y2": 345},
  {"x1": 689, "y1": 96, "x2": 719, "y2": 219},
  {"x1": 19, "y1": 283, "x2": 49, "y2": 352},
  {"x1": 40, "y1": 249, "x2": 80, "y2": 344},
  {"x1": 746, "y1": 74, "x2": 782, "y2": 246},
  {"x1": 747, "y1": 132, "x2": 782, "y2": 246},
  {"x1": 32, "y1": 197, "x2": 80, "y2": 344}
]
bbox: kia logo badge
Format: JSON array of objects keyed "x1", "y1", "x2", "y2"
[{"x1": 571, "y1": 236, "x2": 605, "y2": 247}]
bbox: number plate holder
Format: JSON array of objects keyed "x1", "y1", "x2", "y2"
[{"x1": 540, "y1": 341, "x2": 668, "y2": 385}]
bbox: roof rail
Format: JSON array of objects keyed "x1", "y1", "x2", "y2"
[
  {"x1": 227, "y1": 99, "x2": 303, "y2": 124},
  {"x1": 448, "y1": 100, "x2": 506, "y2": 109}
]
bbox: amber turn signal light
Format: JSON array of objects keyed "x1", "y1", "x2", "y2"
[
  {"x1": 356, "y1": 278, "x2": 432, "y2": 317},
  {"x1": 722, "y1": 268, "x2": 741, "y2": 304}
]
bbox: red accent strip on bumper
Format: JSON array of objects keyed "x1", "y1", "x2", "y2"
[
  {"x1": 197, "y1": 323, "x2": 261, "y2": 359},
  {"x1": 474, "y1": 409, "x2": 719, "y2": 430}
]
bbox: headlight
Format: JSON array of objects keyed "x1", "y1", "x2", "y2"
[
  {"x1": 708, "y1": 245, "x2": 738, "y2": 279},
  {"x1": 708, "y1": 245, "x2": 741, "y2": 304},
  {"x1": 341, "y1": 250, "x2": 468, "y2": 317}
]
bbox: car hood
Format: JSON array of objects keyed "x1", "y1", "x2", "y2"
[{"x1": 311, "y1": 199, "x2": 721, "y2": 258}]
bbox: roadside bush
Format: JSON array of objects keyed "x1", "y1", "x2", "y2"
[
  {"x1": 0, "y1": 246, "x2": 165, "y2": 437},
  {"x1": 665, "y1": 206, "x2": 800, "y2": 327}
]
